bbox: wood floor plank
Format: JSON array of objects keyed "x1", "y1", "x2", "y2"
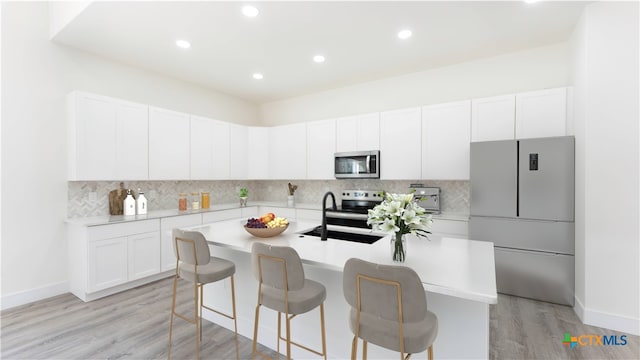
[{"x1": 2, "y1": 278, "x2": 638, "y2": 359}]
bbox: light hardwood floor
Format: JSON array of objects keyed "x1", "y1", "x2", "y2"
[{"x1": 2, "y1": 277, "x2": 638, "y2": 359}]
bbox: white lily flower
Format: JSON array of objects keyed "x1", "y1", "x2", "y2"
[{"x1": 379, "y1": 218, "x2": 400, "y2": 232}]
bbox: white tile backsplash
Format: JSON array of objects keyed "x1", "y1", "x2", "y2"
[{"x1": 68, "y1": 179, "x2": 469, "y2": 217}]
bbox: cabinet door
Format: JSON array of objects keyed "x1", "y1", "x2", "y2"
[
  {"x1": 160, "y1": 214, "x2": 202, "y2": 272},
  {"x1": 422, "y1": 100, "x2": 471, "y2": 180},
  {"x1": 471, "y1": 95, "x2": 515, "y2": 141},
  {"x1": 71, "y1": 92, "x2": 117, "y2": 180},
  {"x1": 148, "y1": 106, "x2": 190, "y2": 180},
  {"x1": 128, "y1": 231, "x2": 161, "y2": 280},
  {"x1": 116, "y1": 101, "x2": 148, "y2": 180},
  {"x1": 515, "y1": 88, "x2": 567, "y2": 139},
  {"x1": 357, "y1": 112, "x2": 380, "y2": 150},
  {"x1": 307, "y1": 119, "x2": 336, "y2": 179},
  {"x1": 336, "y1": 115, "x2": 358, "y2": 152},
  {"x1": 88, "y1": 237, "x2": 128, "y2": 292},
  {"x1": 380, "y1": 107, "x2": 422, "y2": 180},
  {"x1": 190, "y1": 116, "x2": 230, "y2": 180},
  {"x1": 247, "y1": 127, "x2": 269, "y2": 179},
  {"x1": 229, "y1": 124, "x2": 248, "y2": 179},
  {"x1": 269, "y1": 123, "x2": 307, "y2": 179}
]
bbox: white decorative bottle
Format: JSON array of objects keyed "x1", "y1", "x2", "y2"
[
  {"x1": 124, "y1": 189, "x2": 136, "y2": 216},
  {"x1": 136, "y1": 188, "x2": 147, "y2": 215}
]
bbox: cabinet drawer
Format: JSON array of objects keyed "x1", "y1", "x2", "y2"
[
  {"x1": 202, "y1": 209, "x2": 242, "y2": 223},
  {"x1": 88, "y1": 219, "x2": 160, "y2": 240},
  {"x1": 161, "y1": 214, "x2": 202, "y2": 230}
]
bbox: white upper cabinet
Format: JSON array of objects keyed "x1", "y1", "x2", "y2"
[
  {"x1": 229, "y1": 124, "x2": 248, "y2": 179},
  {"x1": 471, "y1": 94, "x2": 515, "y2": 142},
  {"x1": 190, "y1": 115, "x2": 230, "y2": 180},
  {"x1": 336, "y1": 113, "x2": 380, "y2": 152},
  {"x1": 472, "y1": 88, "x2": 569, "y2": 142},
  {"x1": 68, "y1": 91, "x2": 148, "y2": 180},
  {"x1": 380, "y1": 107, "x2": 422, "y2": 180},
  {"x1": 148, "y1": 106, "x2": 190, "y2": 180},
  {"x1": 306, "y1": 119, "x2": 336, "y2": 179},
  {"x1": 422, "y1": 100, "x2": 471, "y2": 180},
  {"x1": 247, "y1": 127, "x2": 270, "y2": 180},
  {"x1": 116, "y1": 101, "x2": 149, "y2": 180},
  {"x1": 269, "y1": 123, "x2": 307, "y2": 179},
  {"x1": 515, "y1": 87, "x2": 567, "y2": 139}
]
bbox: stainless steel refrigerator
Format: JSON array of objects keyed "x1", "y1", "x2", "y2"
[{"x1": 469, "y1": 136, "x2": 575, "y2": 305}]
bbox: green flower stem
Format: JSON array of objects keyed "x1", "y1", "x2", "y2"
[{"x1": 393, "y1": 232, "x2": 405, "y2": 262}]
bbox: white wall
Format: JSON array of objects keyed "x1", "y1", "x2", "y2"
[
  {"x1": 0, "y1": 2, "x2": 258, "y2": 307},
  {"x1": 570, "y1": 1, "x2": 639, "y2": 335},
  {"x1": 260, "y1": 42, "x2": 570, "y2": 125}
]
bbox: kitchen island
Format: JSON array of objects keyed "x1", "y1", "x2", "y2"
[{"x1": 187, "y1": 219, "x2": 497, "y2": 359}]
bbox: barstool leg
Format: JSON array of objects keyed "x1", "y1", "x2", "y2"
[
  {"x1": 351, "y1": 336, "x2": 358, "y2": 360},
  {"x1": 231, "y1": 276, "x2": 239, "y2": 360},
  {"x1": 199, "y1": 283, "x2": 204, "y2": 341},
  {"x1": 363, "y1": 340, "x2": 368, "y2": 360},
  {"x1": 277, "y1": 312, "x2": 282, "y2": 359},
  {"x1": 251, "y1": 304, "x2": 261, "y2": 360},
  {"x1": 285, "y1": 312, "x2": 292, "y2": 360},
  {"x1": 427, "y1": 345, "x2": 433, "y2": 360},
  {"x1": 194, "y1": 280, "x2": 199, "y2": 360},
  {"x1": 167, "y1": 275, "x2": 179, "y2": 360},
  {"x1": 320, "y1": 303, "x2": 327, "y2": 360}
]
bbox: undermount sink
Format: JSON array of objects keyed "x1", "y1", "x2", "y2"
[{"x1": 300, "y1": 226, "x2": 384, "y2": 244}]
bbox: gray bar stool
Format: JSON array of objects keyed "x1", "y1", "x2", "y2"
[
  {"x1": 343, "y1": 258, "x2": 438, "y2": 360},
  {"x1": 167, "y1": 229, "x2": 239, "y2": 360},
  {"x1": 250, "y1": 242, "x2": 327, "y2": 360}
]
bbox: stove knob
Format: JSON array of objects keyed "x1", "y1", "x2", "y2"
[
  {"x1": 365, "y1": 192, "x2": 369, "y2": 197},
  {"x1": 342, "y1": 192, "x2": 346, "y2": 196}
]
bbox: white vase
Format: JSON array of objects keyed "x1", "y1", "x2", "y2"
[{"x1": 287, "y1": 195, "x2": 295, "y2": 207}]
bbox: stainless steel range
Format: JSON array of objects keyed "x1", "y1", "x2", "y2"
[{"x1": 325, "y1": 189, "x2": 385, "y2": 228}]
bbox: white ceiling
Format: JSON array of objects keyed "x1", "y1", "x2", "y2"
[{"x1": 52, "y1": 1, "x2": 587, "y2": 104}]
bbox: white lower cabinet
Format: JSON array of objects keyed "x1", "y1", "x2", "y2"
[
  {"x1": 128, "y1": 231, "x2": 161, "y2": 280},
  {"x1": 69, "y1": 219, "x2": 162, "y2": 301},
  {"x1": 88, "y1": 236, "x2": 128, "y2": 292},
  {"x1": 160, "y1": 214, "x2": 202, "y2": 272}
]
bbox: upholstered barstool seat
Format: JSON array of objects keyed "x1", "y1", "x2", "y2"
[
  {"x1": 348, "y1": 308, "x2": 438, "y2": 354},
  {"x1": 343, "y1": 257, "x2": 439, "y2": 360},
  {"x1": 260, "y1": 278, "x2": 326, "y2": 314},
  {"x1": 178, "y1": 257, "x2": 235, "y2": 284},
  {"x1": 251, "y1": 242, "x2": 327, "y2": 360},
  {"x1": 168, "y1": 229, "x2": 239, "y2": 360}
]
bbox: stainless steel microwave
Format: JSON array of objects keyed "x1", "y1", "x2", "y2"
[{"x1": 334, "y1": 150, "x2": 380, "y2": 179}]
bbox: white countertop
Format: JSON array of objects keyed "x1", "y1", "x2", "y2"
[
  {"x1": 66, "y1": 201, "x2": 471, "y2": 226},
  {"x1": 187, "y1": 219, "x2": 496, "y2": 304}
]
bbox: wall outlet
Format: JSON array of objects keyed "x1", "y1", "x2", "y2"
[{"x1": 88, "y1": 192, "x2": 97, "y2": 202}]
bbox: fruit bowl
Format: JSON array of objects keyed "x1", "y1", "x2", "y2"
[{"x1": 243, "y1": 224, "x2": 289, "y2": 238}]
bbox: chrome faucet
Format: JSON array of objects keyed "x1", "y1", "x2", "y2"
[{"x1": 321, "y1": 191, "x2": 337, "y2": 241}]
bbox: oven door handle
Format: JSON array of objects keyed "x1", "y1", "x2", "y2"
[{"x1": 325, "y1": 212, "x2": 369, "y2": 220}]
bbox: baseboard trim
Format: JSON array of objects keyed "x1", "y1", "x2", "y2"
[
  {"x1": 1, "y1": 281, "x2": 69, "y2": 311},
  {"x1": 574, "y1": 295, "x2": 640, "y2": 336}
]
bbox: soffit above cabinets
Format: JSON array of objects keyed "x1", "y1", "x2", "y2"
[{"x1": 51, "y1": 1, "x2": 587, "y2": 103}]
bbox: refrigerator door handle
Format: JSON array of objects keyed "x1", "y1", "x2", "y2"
[{"x1": 496, "y1": 247, "x2": 566, "y2": 256}]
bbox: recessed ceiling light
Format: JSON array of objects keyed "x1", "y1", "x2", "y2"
[
  {"x1": 253, "y1": 73, "x2": 264, "y2": 80},
  {"x1": 397, "y1": 29, "x2": 412, "y2": 40},
  {"x1": 242, "y1": 5, "x2": 259, "y2": 17},
  {"x1": 313, "y1": 55, "x2": 325, "y2": 63},
  {"x1": 175, "y1": 40, "x2": 191, "y2": 49}
]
